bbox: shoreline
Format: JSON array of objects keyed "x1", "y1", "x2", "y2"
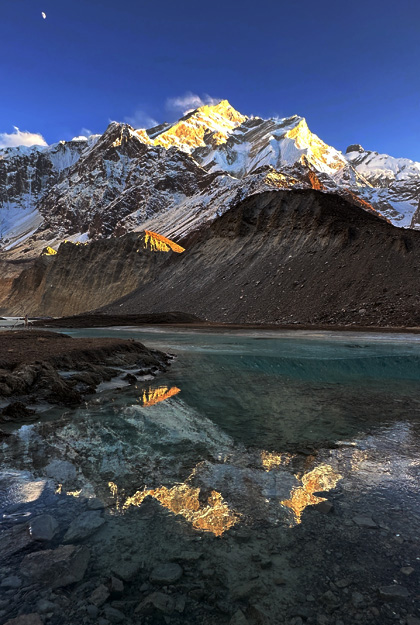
[{"x1": 26, "y1": 313, "x2": 420, "y2": 335}]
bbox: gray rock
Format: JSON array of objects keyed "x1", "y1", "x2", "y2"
[
  {"x1": 230, "y1": 610, "x2": 249, "y2": 625},
  {"x1": 86, "y1": 605, "x2": 99, "y2": 619},
  {"x1": 135, "y1": 592, "x2": 175, "y2": 615},
  {"x1": 63, "y1": 511, "x2": 105, "y2": 543},
  {"x1": 4, "y1": 615, "x2": 43, "y2": 625},
  {"x1": 29, "y1": 514, "x2": 58, "y2": 542},
  {"x1": 89, "y1": 584, "x2": 110, "y2": 607},
  {"x1": 315, "y1": 500, "x2": 334, "y2": 514},
  {"x1": 175, "y1": 595, "x2": 186, "y2": 613},
  {"x1": 1, "y1": 576, "x2": 22, "y2": 589},
  {"x1": 20, "y1": 544, "x2": 90, "y2": 588},
  {"x1": 44, "y1": 460, "x2": 77, "y2": 484},
  {"x1": 111, "y1": 559, "x2": 142, "y2": 582},
  {"x1": 407, "y1": 617, "x2": 420, "y2": 625},
  {"x1": 86, "y1": 498, "x2": 105, "y2": 510},
  {"x1": 110, "y1": 576, "x2": 124, "y2": 597},
  {"x1": 401, "y1": 566, "x2": 414, "y2": 576},
  {"x1": 378, "y1": 585, "x2": 410, "y2": 600},
  {"x1": 321, "y1": 590, "x2": 340, "y2": 606},
  {"x1": 335, "y1": 578, "x2": 351, "y2": 588},
  {"x1": 231, "y1": 580, "x2": 263, "y2": 600},
  {"x1": 351, "y1": 592, "x2": 364, "y2": 607},
  {"x1": 353, "y1": 515, "x2": 377, "y2": 528},
  {"x1": 103, "y1": 605, "x2": 125, "y2": 623},
  {"x1": 36, "y1": 600, "x2": 57, "y2": 614},
  {"x1": 171, "y1": 551, "x2": 203, "y2": 562},
  {"x1": 149, "y1": 563, "x2": 183, "y2": 585}
]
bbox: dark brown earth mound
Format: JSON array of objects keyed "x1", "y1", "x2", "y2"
[
  {"x1": 101, "y1": 190, "x2": 420, "y2": 327},
  {"x1": 34, "y1": 311, "x2": 202, "y2": 328},
  {"x1": 0, "y1": 330, "x2": 171, "y2": 412},
  {"x1": 4, "y1": 189, "x2": 420, "y2": 326}
]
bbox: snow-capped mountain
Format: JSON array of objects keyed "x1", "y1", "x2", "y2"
[
  {"x1": 345, "y1": 145, "x2": 420, "y2": 228},
  {"x1": 0, "y1": 136, "x2": 99, "y2": 250},
  {"x1": 0, "y1": 100, "x2": 418, "y2": 257}
]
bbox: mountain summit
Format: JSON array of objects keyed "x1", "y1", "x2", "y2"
[{"x1": 0, "y1": 99, "x2": 419, "y2": 257}]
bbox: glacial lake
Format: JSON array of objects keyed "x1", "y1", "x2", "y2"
[{"x1": 1, "y1": 327, "x2": 420, "y2": 624}]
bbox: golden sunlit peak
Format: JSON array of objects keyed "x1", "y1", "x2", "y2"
[
  {"x1": 141, "y1": 386, "x2": 181, "y2": 407},
  {"x1": 123, "y1": 483, "x2": 240, "y2": 537},
  {"x1": 281, "y1": 464, "x2": 342, "y2": 524},
  {"x1": 143, "y1": 231, "x2": 185, "y2": 253},
  {"x1": 42, "y1": 246, "x2": 57, "y2": 256}
]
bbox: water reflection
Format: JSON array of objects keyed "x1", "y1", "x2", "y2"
[
  {"x1": 281, "y1": 464, "x2": 342, "y2": 524},
  {"x1": 141, "y1": 386, "x2": 181, "y2": 407},
  {"x1": 123, "y1": 483, "x2": 240, "y2": 537}
]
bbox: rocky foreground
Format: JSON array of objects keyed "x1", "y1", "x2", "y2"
[{"x1": 0, "y1": 330, "x2": 172, "y2": 428}]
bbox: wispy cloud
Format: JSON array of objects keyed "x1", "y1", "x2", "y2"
[
  {"x1": 72, "y1": 128, "x2": 95, "y2": 141},
  {"x1": 124, "y1": 110, "x2": 158, "y2": 129},
  {"x1": 166, "y1": 92, "x2": 221, "y2": 115},
  {"x1": 0, "y1": 126, "x2": 48, "y2": 149}
]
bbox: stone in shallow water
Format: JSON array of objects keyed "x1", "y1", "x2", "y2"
[
  {"x1": 352, "y1": 515, "x2": 377, "y2": 528},
  {"x1": 103, "y1": 605, "x2": 125, "y2": 623},
  {"x1": 20, "y1": 544, "x2": 90, "y2": 588},
  {"x1": 378, "y1": 585, "x2": 410, "y2": 601},
  {"x1": 5, "y1": 614, "x2": 43, "y2": 625},
  {"x1": 44, "y1": 460, "x2": 77, "y2": 484},
  {"x1": 29, "y1": 514, "x2": 58, "y2": 542},
  {"x1": 149, "y1": 563, "x2": 183, "y2": 585},
  {"x1": 135, "y1": 592, "x2": 175, "y2": 615},
  {"x1": 0, "y1": 576, "x2": 22, "y2": 589},
  {"x1": 111, "y1": 559, "x2": 142, "y2": 582},
  {"x1": 63, "y1": 511, "x2": 105, "y2": 543},
  {"x1": 86, "y1": 497, "x2": 106, "y2": 510},
  {"x1": 89, "y1": 584, "x2": 110, "y2": 607}
]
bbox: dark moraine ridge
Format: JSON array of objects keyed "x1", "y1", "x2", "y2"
[
  {"x1": 102, "y1": 190, "x2": 420, "y2": 327},
  {"x1": 3, "y1": 189, "x2": 420, "y2": 326}
]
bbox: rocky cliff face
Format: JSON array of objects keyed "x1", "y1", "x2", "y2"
[
  {"x1": 1, "y1": 233, "x2": 173, "y2": 317},
  {"x1": 4, "y1": 189, "x2": 420, "y2": 326},
  {"x1": 1, "y1": 100, "x2": 419, "y2": 262},
  {"x1": 345, "y1": 146, "x2": 420, "y2": 228}
]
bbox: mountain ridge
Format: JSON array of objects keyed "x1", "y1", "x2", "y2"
[{"x1": 0, "y1": 99, "x2": 419, "y2": 259}]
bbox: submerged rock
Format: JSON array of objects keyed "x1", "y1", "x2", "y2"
[
  {"x1": 378, "y1": 585, "x2": 410, "y2": 600},
  {"x1": 20, "y1": 544, "x2": 90, "y2": 588},
  {"x1": 63, "y1": 511, "x2": 105, "y2": 543},
  {"x1": 4, "y1": 615, "x2": 43, "y2": 625},
  {"x1": 149, "y1": 563, "x2": 183, "y2": 585},
  {"x1": 29, "y1": 514, "x2": 59, "y2": 542},
  {"x1": 136, "y1": 592, "x2": 175, "y2": 615}
]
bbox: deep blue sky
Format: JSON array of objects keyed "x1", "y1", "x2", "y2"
[{"x1": 1, "y1": 0, "x2": 419, "y2": 159}]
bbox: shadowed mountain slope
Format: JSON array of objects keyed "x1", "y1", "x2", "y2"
[
  {"x1": 102, "y1": 189, "x2": 420, "y2": 326},
  {"x1": 3, "y1": 189, "x2": 420, "y2": 325}
]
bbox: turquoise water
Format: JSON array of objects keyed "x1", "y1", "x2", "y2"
[
  {"x1": 58, "y1": 326, "x2": 420, "y2": 450},
  {"x1": 1, "y1": 327, "x2": 420, "y2": 624}
]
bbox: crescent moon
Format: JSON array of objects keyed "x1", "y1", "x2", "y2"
[{"x1": 42, "y1": 12, "x2": 47, "y2": 19}]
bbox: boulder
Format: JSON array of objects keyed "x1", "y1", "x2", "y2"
[
  {"x1": 149, "y1": 563, "x2": 183, "y2": 585},
  {"x1": 63, "y1": 511, "x2": 105, "y2": 543},
  {"x1": 20, "y1": 544, "x2": 90, "y2": 588},
  {"x1": 29, "y1": 514, "x2": 58, "y2": 542}
]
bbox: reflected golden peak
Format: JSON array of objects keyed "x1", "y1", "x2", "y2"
[
  {"x1": 123, "y1": 483, "x2": 239, "y2": 537},
  {"x1": 141, "y1": 386, "x2": 181, "y2": 407},
  {"x1": 143, "y1": 231, "x2": 185, "y2": 253},
  {"x1": 281, "y1": 464, "x2": 342, "y2": 524},
  {"x1": 261, "y1": 450, "x2": 294, "y2": 471}
]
